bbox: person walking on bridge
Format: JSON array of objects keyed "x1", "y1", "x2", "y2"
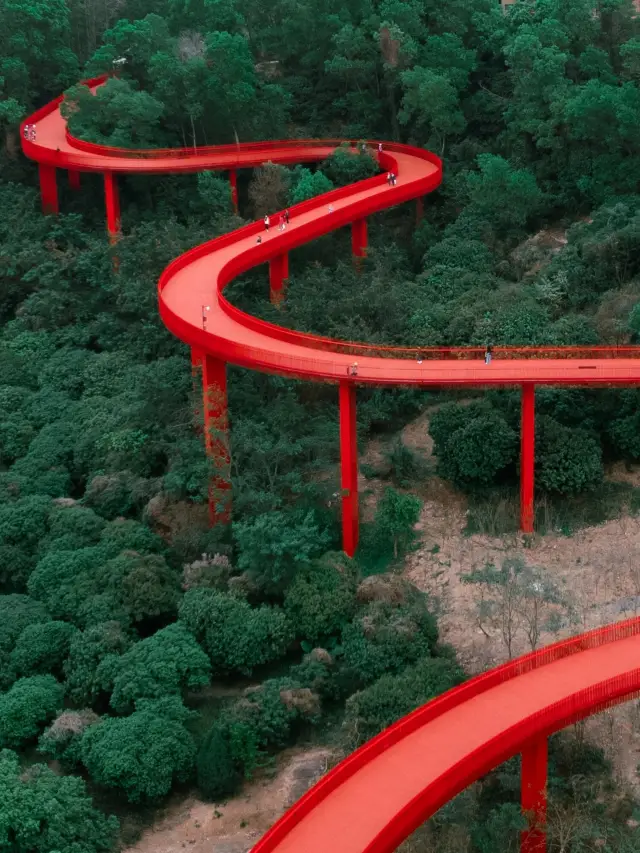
[
  {"x1": 284, "y1": 209, "x2": 290, "y2": 224},
  {"x1": 484, "y1": 345, "x2": 493, "y2": 365},
  {"x1": 264, "y1": 214, "x2": 270, "y2": 232}
]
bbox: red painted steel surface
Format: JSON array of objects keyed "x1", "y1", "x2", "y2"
[
  {"x1": 520, "y1": 383, "x2": 536, "y2": 534},
  {"x1": 20, "y1": 81, "x2": 640, "y2": 853},
  {"x1": 339, "y1": 381, "x2": 359, "y2": 557},
  {"x1": 23, "y1": 78, "x2": 640, "y2": 388},
  {"x1": 251, "y1": 618, "x2": 640, "y2": 853},
  {"x1": 22, "y1": 78, "x2": 640, "y2": 385}
]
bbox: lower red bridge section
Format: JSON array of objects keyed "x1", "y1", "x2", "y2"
[{"x1": 251, "y1": 618, "x2": 640, "y2": 853}]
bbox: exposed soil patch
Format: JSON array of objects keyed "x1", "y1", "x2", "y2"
[
  {"x1": 395, "y1": 411, "x2": 640, "y2": 793},
  {"x1": 124, "y1": 748, "x2": 333, "y2": 853}
]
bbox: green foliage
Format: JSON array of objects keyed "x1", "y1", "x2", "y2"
[
  {"x1": 0, "y1": 675, "x2": 64, "y2": 748},
  {"x1": 38, "y1": 709, "x2": 100, "y2": 768},
  {"x1": 63, "y1": 78, "x2": 165, "y2": 147},
  {"x1": 0, "y1": 748, "x2": 118, "y2": 853},
  {"x1": 234, "y1": 510, "x2": 331, "y2": 592},
  {"x1": 372, "y1": 487, "x2": 422, "y2": 559},
  {"x1": 536, "y1": 417, "x2": 603, "y2": 495},
  {"x1": 384, "y1": 439, "x2": 424, "y2": 488},
  {"x1": 343, "y1": 655, "x2": 464, "y2": 745},
  {"x1": 63, "y1": 622, "x2": 131, "y2": 706},
  {"x1": 431, "y1": 402, "x2": 518, "y2": 491},
  {"x1": 11, "y1": 621, "x2": 77, "y2": 677},
  {"x1": 81, "y1": 697, "x2": 196, "y2": 802},
  {"x1": 27, "y1": 535, "x2": 176, "y2": 627},
  {"x1": 196, "y1": 722, "x2": 242, "y2": 800},
  {"x1": 290, "y1": 168, "x2": 334, "y2": 204},
  {"x1": 0, "y1": 595, "x2": 51, "y2": 689},
  {"x1": 321, "y1": 146, "x2": 378, "y2": 186},
  {"x1": 340, "y1": 591, "x2": 438, "y2": 688},
  {"x1": 179, "y1": 589, "x2": 293, "y2": 675},
  {"x1": 5, "y1": 0, "x2": 640, "y2": 834},
  {"x1": 197, "y1": 676, "x2": 320, "y2": 799},
  {"x1": 284, "y1": 552, "x2": 358, "y2": 643},
  {"x1": 0, "y1": 0, "x2": 78, "y2": 120},
  {"x1": 457, "y1": 155, "x2": 544, "y2": 240},
  {"x1": 98, "y1": 623, "x2": 211, "y2": 712}
]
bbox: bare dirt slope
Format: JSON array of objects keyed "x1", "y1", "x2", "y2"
[
  {"x1": 124, "y1": 748, "x2": 333, "y2": 853},
  {"x1": 399, "y1": 410, "x2": 640, "y2": 792}
]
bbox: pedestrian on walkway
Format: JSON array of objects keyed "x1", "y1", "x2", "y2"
[
  {"x1": 264, "y1": 214, "x2": 270, "y2": 231},
  {"x1": 279, "y1": 215, "x2": 285, "y2": 232},
  {"x1": 349, "y1": 362, "x2": 358, "y2": 376},
  {"x1": 284, "y1": 209, "x2": 290, "y2": 224},
  {"x1": 378, "y1": 142, "x2": 383, "y2": 154},
  {"x1": 484, "y1": 346, "x2": 492, "y2": 365},
  {"x1": 387, "y1": 172, "x2": 393, "y2": 185},
  {"x1": 328, "y1": 204, "x2": 334, "y2": 213},
  {"x1": 256, "y1": 236, "x2": 262, "y2": 244},
  {"x1": 391, "y1": 172, "x2": 397, "y2": 186}
]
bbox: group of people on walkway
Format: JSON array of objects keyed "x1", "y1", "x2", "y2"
[
  {"x1": 387, "y1": 172, "x2": 397, "y2": 186},
  {"x1": 346, "y1": 347, "x2": 494, "y2": 377},
  {"x1": 257, "y1": 209, "x2": 290, "y2": 243},
  {"x1": 23, "y1": 124, "x2": 36, "y2": 141},
  {"x1": 262, "y1": 209, "x2": 290, "y2": 235}
]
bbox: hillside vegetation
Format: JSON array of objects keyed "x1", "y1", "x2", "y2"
[{"x1": 2, "y1": 0, "x2": 640, "y2": 850}]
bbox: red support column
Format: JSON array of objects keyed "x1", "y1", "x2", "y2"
[
  {"x1": 520, "y1": 383, "x2": 535, "y2": 534},
  {"x1": 521, "y1": 738, "x2": 548, "y2": 853},
  {"x1": 202, "y1": 354, "x2": 231, "y2": 525},
  {"x1": 104, "y1": 171, "x2": 121, "y2": 243},
  {"x1": 38, "y1": 164, "x2": 58, "y2": 215},
  {"x1": 191, "y1": 348, "x2": 203, "y2": 434},
  {"x1": 269, "y1": 253, "x2": 289, "y2": 305},
  {"x1": 351, "y1": 217, "x2": 368, "y2": 263},
  {"x1": 229, "y1": 169, "x2": 238, "y2": 213},
  {"x1": 68, "y1": 170, "x2": 81, "y2": 190},
  {"x1": 339, "y1": 381, "x2": 359, "y2": 557},
  {"x1": 416, "y1": 197, "x2": 424, "y2": 226}
]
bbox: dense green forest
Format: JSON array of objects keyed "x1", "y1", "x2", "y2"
[{"x1": 2, "y1": 0, "x2": 640, "y2": 850}]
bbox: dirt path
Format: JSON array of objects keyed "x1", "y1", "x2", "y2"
[{"x1": 124, "y1": 748, "x2": 333, "y2": 853}]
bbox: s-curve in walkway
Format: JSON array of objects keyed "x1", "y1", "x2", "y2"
[
  {"x1": 21, "y1": 77, "x2": 640, "y2": 551},
  {"x1": 251, "y1": 619, "x2": 640, "y2": 853}
]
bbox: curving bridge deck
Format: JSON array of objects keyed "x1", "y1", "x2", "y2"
[
  {"x1": 20, "y1": 76, "x2": 640, "y2": 549},
  {"x1": 251, "y1": 618, "x2": 640, "y2": 853},
  {"x1": 19, "y1": 78, "x2": 640, "y2": 853}
]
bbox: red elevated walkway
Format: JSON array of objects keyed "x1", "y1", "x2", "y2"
[
  {"x1": 20, "y1": 78, "x2": 640, "y2": 552},
  {"x1": 20, "y1": 81, "x2": 640, "y2": 853},
  {"x1": 252, "y1": 619, "x2": 640, "y2": 853}
]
